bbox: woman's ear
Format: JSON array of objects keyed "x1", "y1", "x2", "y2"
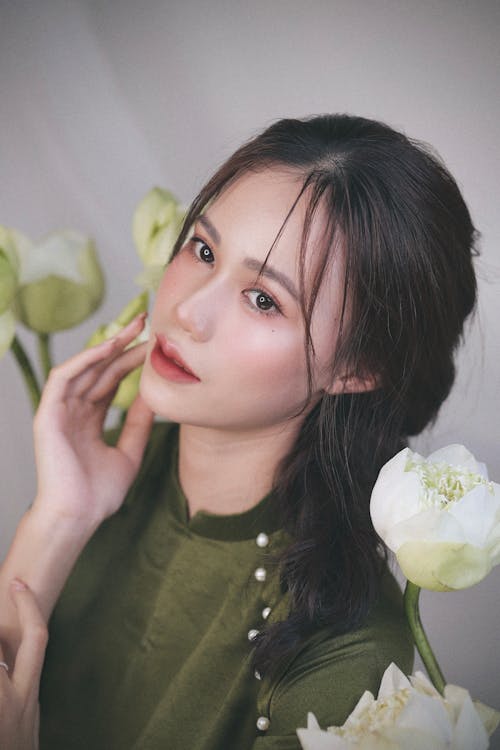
[{"x1": 324, "y1": 371, "x2": 379, "y2": 396}]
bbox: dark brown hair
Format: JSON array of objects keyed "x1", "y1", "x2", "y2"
[{"x1": 171, "y1": 114, "x2": 478, "y2": 677}]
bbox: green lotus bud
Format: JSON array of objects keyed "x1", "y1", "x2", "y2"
[
  {"x1": 0, "y1": 226, "x2": 22, "y2": 272},
  {"x1": 132, "y1": 188, "x2": 186, "y2": 290},
  {"x1": 0, "y1": 226, "x2": 22, "y2": 315},
  {"x1": 0, "y1": 249, "x2": 18, "y2": 315},
  {"x1": 13, "y1": 230, "x2": 105, "y2": 333},
  {"x1": 0, "y1": 309, "x2": 16, "y2": 358},
  {"x1": 86, "y1": 292, "x2": 149, "y2": 410}
]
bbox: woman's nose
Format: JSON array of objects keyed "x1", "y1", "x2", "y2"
[{"x1": 173, "y1": 285, "x2": 217, "y2": 342}]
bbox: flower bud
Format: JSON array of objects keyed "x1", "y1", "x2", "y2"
[
  {"x1": 0, "y1": 226, "x2": 23, "y2": 357},
  {"x1": 13, "y1": 230, "x2": 105, "y2": 333},
  {"x1": 0, "y1": 309, "x2": 16, "y2": 358},
  {"x1": 0, "y1": 248, "x2": 18, "y2": 315},
  {"x1": 133, "y1": 187, "x2": 186, "y2": 290},
  {"x1": 0, "y1": 226, "x2": 24, "y2": 312},
  {"x1": 370, "y1": 445, "x2": 500, "y2": 591}
]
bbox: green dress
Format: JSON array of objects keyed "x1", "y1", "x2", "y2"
[{"x1": 39, "y1": 421, "x2": 414, "y2": 750}]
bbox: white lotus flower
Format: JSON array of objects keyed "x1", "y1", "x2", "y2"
[
  {"x1": 296, "y1": 663, "x2": 499, "y2": 750},
  {"x1": 13, "y1": 229, "x2": 104, "y2": 333},
  {"x1": 132, "y1": 187, "x2": 186, "y2": 291},
  {"x1": 370, "y1": 445, "x2": 500, "y2": 591}
]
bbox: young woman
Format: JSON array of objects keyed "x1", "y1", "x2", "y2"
[{"x1": 0, "y1": 114, "x2": 477, "y2": 749}]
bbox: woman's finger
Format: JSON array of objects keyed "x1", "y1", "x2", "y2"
[
  {"x1": 9, "y1": 580, "x2": 48, "y2": 701},
  {"x1": 67, "y1": 316, "x2": 149, "y2": 399},
  {"x1": 67, "y1": 336, "x2": 149, "y2": 400},
  {"x1": 116, "y1": 393, "x2": 155, "y2": 470},
  {"x1": 0, "y1": 648, "x2": 9, "y2": 680},
  {"x1": 82, "y1": 342, "x2": 149, "y2": 404},
  {"x1": 36, "y1": 314, "x2": 147, "y2": 413}
]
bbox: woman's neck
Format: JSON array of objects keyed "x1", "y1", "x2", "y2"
[{"x1": 177, "y1": 422, "x2": 301, "y2": 519}]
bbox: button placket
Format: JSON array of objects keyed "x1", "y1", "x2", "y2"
[
  {"x1": 250, "y1": 532, "x2": 272, "y2": 685},
  {"x1": 254, "y1": 530, "x2": 269, "y2": 582}
]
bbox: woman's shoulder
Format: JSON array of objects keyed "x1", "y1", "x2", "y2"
[{"x1": 257, "y1": 566, "x2": 414, "y2": 736}]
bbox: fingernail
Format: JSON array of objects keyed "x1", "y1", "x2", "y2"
[
  {"x1": 11, "y1": 578, "x2": 27, "y2": 591},
  {"x1": 126, "y1": 314, "x2": 145, "y2": 327}
]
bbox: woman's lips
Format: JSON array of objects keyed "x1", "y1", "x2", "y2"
[{"x1": 150, "y1": 335, "x2": 200, "y2": 383}]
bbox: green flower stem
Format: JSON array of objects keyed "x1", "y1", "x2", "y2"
[
  {"x1": 37, "y1": 332, "x2": 53, "y2": 380},
  {"x1": 404, "y1": 581, "x2": 446, "y2": 695},
  {"x1": 10, "y1": 336, "x2": 42, "y2": 412}
]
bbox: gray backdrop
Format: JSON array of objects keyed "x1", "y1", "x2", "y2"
[{"x1": 1, "y1": 0, "x2": 499, "y2": 744}]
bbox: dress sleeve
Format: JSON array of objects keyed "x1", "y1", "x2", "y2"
[{"x1": 250, "y1": 582, "x2": 414, "y2": 749}]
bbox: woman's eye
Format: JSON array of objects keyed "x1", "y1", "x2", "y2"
[
  {"x1": 191, "y1": 237, "x2": 214, "y2": 263},
  {"x1": 245, "y1": 290, "x2": 281, "y2": 316}
]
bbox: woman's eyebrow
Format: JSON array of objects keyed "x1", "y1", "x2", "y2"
[
  {"x1": 198, "y1": 213, "x2": 299, "y2": 302},
  {"x1": 243, "y1": 258, "x2": 299, "y2": 302},
  {"x1": 198, "y1": 214, "x2": 221, "y2": 244}
]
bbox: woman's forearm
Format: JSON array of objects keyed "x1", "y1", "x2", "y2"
[{"x1": 0, "y1": 503, "x2": 97, "y2": 664}]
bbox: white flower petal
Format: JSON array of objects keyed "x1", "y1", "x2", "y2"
[
  {"x1": 386, "y1": 508, "x2": 467, "y2": 552},
  {"x1": 447, "y1": 484, "x2": 500, "y2": 548},
  {"x1": 447, "y1": 687, "x2": 489, "y2": 750},
  {"x1": 370, "y1": 448, "x2": 423, "y2": 538},
  {"x1": 381, "y1": 725, "x2": 449, "y2": 750},
  {"x1": 427, "y1": 444, "x2": 482, "y2": 475},
  {"x1": 477, "y1": 462, "x2": 489, "y2": 480},
  {"x1": 409, "y1": 671, "x2": 442, "y2": 699},
  {"x1": 396, "y1": 540, "x2": 490, "y2": 590},
  {"x1": 397, "y1": 691, "x2": 452, "y2": 740},
  {"x1": 472, "y1": 699, "x2": 500, "y2": 737},
  {"x1": 377, "y1": 663, "x2": 412, "y2": 698},
  {"x1": 18, "y1": 230, "x2": 87, "y2": 285},
  {"x1": 296, "y1": 726, "x2": 349, "y2": 750},
  {"x1": 307, "y1": 712, "x2": 321, "y2": 730}
]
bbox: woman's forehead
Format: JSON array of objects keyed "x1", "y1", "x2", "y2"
[{"x1": 205, "y1": 168, "x2": 336, "y2": 272}]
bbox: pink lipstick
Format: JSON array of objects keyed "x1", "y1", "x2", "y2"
[{"x1": 150, "y1": 335, "x2": 200, "y2": 383}]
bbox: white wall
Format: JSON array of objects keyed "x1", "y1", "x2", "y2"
[{"x1": 1, "y1": 0, "x2": 499, "y2": 742}]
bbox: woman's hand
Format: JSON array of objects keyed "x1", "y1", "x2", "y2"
[
  {"x1": 0, "y1": 580, "x2": 47, "y2": 750},
  {"x1": 31, "y1": 313, "x2": 155, "y2": 528},
  {"x1": 0, "y1": 314, "x2": 154, "y2": 663}
]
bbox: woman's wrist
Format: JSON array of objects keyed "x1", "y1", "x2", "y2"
[
  {"x1": 28, "y1": 497, "x2": 103, "y2": 539},
  {"x1": 0, "y1": 503, "x2": 98, "y2": 661}
]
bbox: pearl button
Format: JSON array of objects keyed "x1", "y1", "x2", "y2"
[
  {"x1": 248, "y1": 628, "x2": 259, "y2": 641},
  {"x1": 254, "y1": 669, "x2": 262, "y2": 680},
  {"x1": 257, "y1": 716, "x2": 270, "y2": 731},
  {"x1": 256, "y1": 532, "x2": 269, "y2": 548},
  {"x1": 262, "y1": 606, "x2": 271, "y2": 619},
  {"x1": 254, "y1": 567, "x2": 267, "y2": 582}
]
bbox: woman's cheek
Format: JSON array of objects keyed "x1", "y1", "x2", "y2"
[{"x1": 229, "y1": 324, "x2": 306, "y2": 387}]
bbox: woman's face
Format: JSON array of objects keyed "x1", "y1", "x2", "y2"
[{"x1": 140, "y1": 168, "x2": 349, "y2": 434}]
